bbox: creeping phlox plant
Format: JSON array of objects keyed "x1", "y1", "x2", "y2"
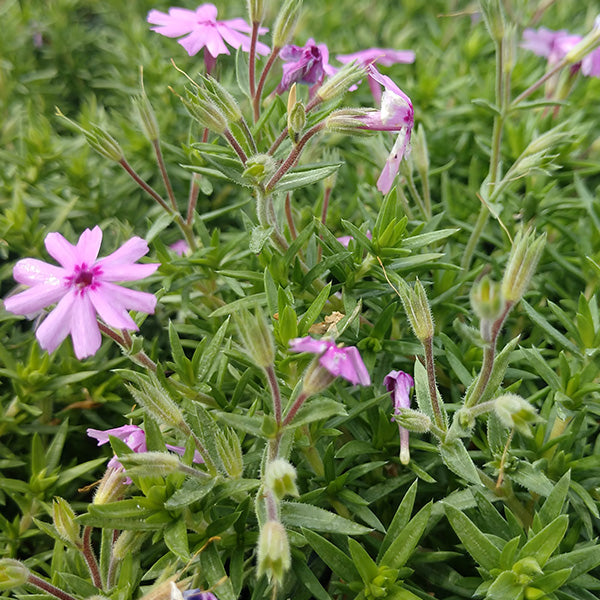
[{"x1": 2, "y1": 1, "x2": 600, "y2": 600}]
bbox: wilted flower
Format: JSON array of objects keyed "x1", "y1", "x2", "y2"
[
  {"x1": 3, "y1": 226, "x2": 158, "y2": 359},
  {"x1": 358, "y1": 67, "x2": 414, "y2": 194},
  {"x1": 147, "y1": 3, "x2": 269, "y2": 69},
  {"x1": 289, "y1": 336, "x2": 371, "y2": 386},
  {"x1": 87, "y1": 424, "x2": 203, "y2": 471},
  {"x1": 171, "y1": 582, "x2": 218, "y2": 600},
  {"x1": 337, "y1": 47, "x2": 415, "y2": 104},
  {"x1": 277, "y1": 38, "x2": 337, "y2": 93},
  {"x1": 384, "y1": 370, "x2": 414, "y2": 465}
]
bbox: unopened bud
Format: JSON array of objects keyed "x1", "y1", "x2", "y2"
[
  {"x1": 247, "y1": 0, "x2": 265, "y2": 23},
  {"x1": 325, "y1": 109, "x2": 373, "y2": 135},
  {"x1": 565, "y1": 16, "x2": 600, "y2": 64},
  {"x1": 256, "y1": 521, "x2": 291, "y2": 584},
  {"x1": 302, "y1": 360, "x2": 336, "y2": 395},
  {"x1": 317, "y1": 61, "x2": 367, "y2": 103},
  {"x1": 94, "y1": 467, "x2": 126, "y2": 505},
  {"x1": 0, "y1": 559, "x2": 29, "y2": 590},
  {"x1": 471, "y1": 275, "x2": 504, "y2": 325},
  {"x1": 479, "y1": 0, "x2": 505, "y2": 42},
  {"x1": 235, "y1": 308, "x2": 275, "y2": 368},
  {"x1": 494, "y1": 393, "x2": 541, "y2": 437},
  {"x1": 513, "y1": 557, "x2": 543, "y2": 578},
  {"x1": 216, "y1": 428, "x2": 243, "y2": 479},
  {"x1": 287, "y1": 87, "x2": 306, "y2": 141},
  {"x1": 134, "y1": 94, "x2": 159, "y2": 142},
  {"x1": 395, "y1": 408, "x2": 431, "y2": 433},
  {"x1": 52, "y1": 497, "x2": 81, "y2": 546},
  {"x1": 55, "y1": 108, "x2": 124, "y2": 162},
  {"x1": 113, "y1": 531, "x2": 149, "y2": 560},
  {"x1": 265, "y1": 459, "x2": 299, "y2": 499},
  {"x1": 412, "y1": 124, "x2": 429, "y2": 175},
  {"x1": 242, "y1": 154, "x2": 276, "y2": 185},
  {"x1": 397, "y1": 278, "x2": 434, "y2": 342},
  {"x1": 272, "y1": 0, "x2": 302, "y2": 49},
  {"x1": 501, "y1": 230, "x2": 546, "y2": 303},
  {"x1": 179, "y1": 89, "x2": 227, "y2": 134},
  {"x1": 119, "y1": 451, "x2": 181, "y2": 477},
  {"x1": 202, "y1": 76, "x2": 243, "y2": 123},
  {"x1": 125, "y1": 373, "x2": 185, "y2": 430}
]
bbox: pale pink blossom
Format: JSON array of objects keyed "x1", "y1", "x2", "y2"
[
  {"x1": 384, "y1": 370, "x2": 414, "y2": 465},
  {"x1": 170, "y1": 239, "x2": 190, "y2": 256},
  {"x1": 337, "y1": 47, "x2": 415, "y2": 104},
  {"x1": 289, "y1": 336, "x2": 371, "y2": 386},
  {"x1": 277, "y1": 38, "x2": 337, "y2": 94},
  {"x1": 521, "y1": 27, "x2": 581, "y2": 65},
  {"x1": 358, "y1": 67, "x2": 414, "y2": 194},
  {"x1": 336, "y1": 231, "x2": 372, "y2": 247},
  {"x1": 87, "y1": 424, "x2": 203, "y2": 471},
  {"x1": 4, "y1": 226, "x2": 159, "y2": 359},
  {"x1": 147, "y1": 3, "x2": 269, "y2": 61}
]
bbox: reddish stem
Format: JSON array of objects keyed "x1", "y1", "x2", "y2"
[
  {"x1": 224, "y1": 129, "x2": 248, "y2": 164},
  {"x1": 249, "y1": 21, "x2": 259, "y2": 98},
  {"x1": 253, "y1": 47, "x2": 281, "y2": 122},
  {"x1": 285, "y1": 193, "x2": 297, "y2": 240}
]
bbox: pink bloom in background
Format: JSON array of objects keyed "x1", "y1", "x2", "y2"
[
  {"x1": 337, "y1": 47, "x2": 415, "y2": 104},
  {"x1": 87, "y1": 424, "x2": 203, "y2": 471},
  {"x1": 289, "y1": 336, "x2": 371, "y2": 386},
  {"x1": 147, "y1": 3, "x2": 269, "y2": 66},
  {"x1": 336, "y1": 231, "x2": 372, "y2": 248},
  {"x1": 3, "y1": 226, "x2": 159, "y2": 360},
  {"x1": 277, "y1": 38, "x2": 337, "y2": 93},
  {"x1": 582, "y1": 47, "x2": 600, "y2": 77},
  {"x1": 170, "y1": 239, "x2": 190, "y2": 256},
  {"x1": 359, "y1": 67, "x2": 414, "y2": 194},
  {"x1": 521, "y1": 27, "x2": 581, "y2": 65},
  {"x1": 384, "y1": 370, "x2": 414, "y2": 465}
]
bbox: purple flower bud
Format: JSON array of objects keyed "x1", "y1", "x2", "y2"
[{"x1": 384, "y1": 370, "x2": 414, "y2": 465}]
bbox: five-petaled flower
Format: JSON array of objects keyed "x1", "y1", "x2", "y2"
[
  {"x1": 336, "y1": 47, "x2": 415, "y2": 104},
  {"x1": 289, "y1": 336, "x2": 371, "y2": 386},
  {"x1": 384, "y1": 370, "x2": 414, "y2": 465},
  {"x1": 358, "y1": 67, "x2": 414, "y2": 194},
  {"x1": 3, "y1": 226, "x2": 159, "y2": 360},
  {"x1": 147, "y1": 3, "x2": 269, "y2": 70},
  {"x1": 87, "y1": 424, "x2": 203, "y2": 472},
  {"x1": 277, "y1": 38, "x2": 337, "y2": 94}
]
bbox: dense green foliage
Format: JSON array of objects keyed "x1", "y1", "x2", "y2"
[{"x1": 1, "y1": 1, "x2": 600, "y2": 599}]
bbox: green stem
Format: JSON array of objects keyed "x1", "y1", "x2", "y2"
[
  {"x1": 423, "y1": 337, "x2": 445, "y2": 431},
  {"x1": 479, "y1": 469, "x2": 532, "y2": 528},
  {"x1": 265, "y1": 365, "x2": 282, "y2": 425}
]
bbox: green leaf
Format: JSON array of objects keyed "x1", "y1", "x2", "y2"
[
  {"x1": 510, "y1": 461, "x2": 553, "y2": 496},
  {"x1": 271, "y1": 163, "x2": 342, "y2": 193},
  {"x1": 46, "y1": 419, "x2": 69, "y2": 473},
  {"x1": 298, "y1": 283, "x2": 332, "y2": 335},
  {"x1": 544, "y1": 545, "x2": 600, "y2": 581},
  {"x1": 235, "y1": 47, "x2": 250, "y2": 99},
  {"x1": 164, "y1": 519, "x2": 190, "y2": 561},
  {"x1": 439, "y1": 439, "x2": 481, "y2": 486},
  {"x1": 380, "y1": 502, "x2": 432, "y2": 569},
  {"x1": 294, "y1": 558, "x2": 334, "y2": 600},
  {"x1": 200, "y1": 544, "x2": 236, "y2": 600},
  {"x1": 402, "y1": 228, "x2": 459, "y2": 250},
  {"x1": 289, "y1": 398, "x2": 347, "y2": 427},
  {"x1": 302, "y1": 251, "x2": 352, "y2": 287},
  {"x1": 538, "y1": 471, "x2": 570, "y2": 526},
  {"x1": 209, "y1": 293, "x2": 267, "y2": 318},
  {"x1": 486, "y1": 571, "x2": 523, "y2": 600},
  {"x1": 518, "y1": 515, "x2": 568, "y2": 567},
  {"x1": 348, "y1": 538, "x2": 379, "y2": 584},
  {"x1": 169, "y1": 321, "x2": 193, "y2": 385},
  {"x1": 281, "y1": 502, "x2": 371, "y2": 535},
  {"x1": 301, "y1": 528, "x2": 360, "y2": 583},
  {"x1": 379, "y1": 479, "x2": 418, "y2": 561},
  {"x1": 249, "y1": 225, "x2": 274, "y2": 254},
  {"x1": 164, "y1": 478, "x2": 216, "y2": 509},
  {"x1": 533, "y1": 568, "x2": 572, "y2": 594},
  {"x1": 444, "y1": 505, "x2": 501, "y2": 571},
  {"x1": 196, "y1": 317, "x2": 230, "y2": 381},
  {"x1": 521, "y1": 300, "x2": 580, "y2": 356},
  {"x1": 516, "y1": 346, "x2": 561, "y2": 391}
]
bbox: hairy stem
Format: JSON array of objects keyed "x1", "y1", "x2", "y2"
[
  {"x1": 223, "y1": 129, "x2": 248, "y2": 164},
  {"x1": 248, "y1": 21, "x2": 259, "y2": 98},
  {"x1": 118, "y1": 159, "x2": 172, "y2": 213},
  {"x1": 186, "y1": 173, "x2": 201, "y2": 226},
  {"x1": 423, "y1": 336, "x2": 445, "y2": 431},
  {"x1": 282, "y1": 391, "x2": 309, "y2": 428},
  {"x1": 265, "y1": 365, "x2": 282, "y2": 425},
  {"x1": 284, "y1": 193, "x2": 297, "y2": 240},
  {"x1": 254, "y1": 47, "x2": 281, "y2": 122},
  {"x1": 152, "y1": 139, "x2": 177, "y2": 212},
  {"x1": 28, "y1": 576, "x2": 80, "y2": 600},
  {"x1": 82, "y1": 526, "x2": 102, "y2": 589}
]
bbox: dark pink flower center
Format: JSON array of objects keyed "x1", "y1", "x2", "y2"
[{"x1": 67, "y1": 263, "x2": 102, "y2": 292}]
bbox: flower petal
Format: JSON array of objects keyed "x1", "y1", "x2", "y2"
[
  {"x1": 45, "y1": 232, "x2": 77, "y2": 270},
  {"x1": 88, "y1": 285, "x2": 138, "y2": 330},
  {"x1": 289, "y1": 336, "x2": 332, "y2": 355},
  {"x1": 96, "y1": 236, "x2": 150, "y2": 268},
  {"x1": 99, "y1": 263, "x2": 159, "y2": 282},
  {"x1": 100, "y1": 283, "x2": 157, "y2": 314},
  {"x1": 4, "y1": 284, "x2": 67, "y2": 315},
  {"x1": 76, "y1": 226, "x2": 103, "y2": 266},
  {"x1": 13, "y1": 259, "x2": 66, "y2": 286},
  {"x1": 87, "y1": 425, "x2": 142, "y2": 446},
  {"x1": 319, "y1": 346, "x2": 370, "y2": 385},
  {"x1": 165, "y1": 444, "x2": 204, "y2": 464},
  {"x1": 70, "y1": 293, "x2": 102, "y2": 359},
  {"x1": 35, "y1": 290, "x2": 77, "y2": 353}
]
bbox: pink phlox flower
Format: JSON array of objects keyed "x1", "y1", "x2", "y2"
[
  {"x1": 289, "y1": 336, "x2": 371, "y2": 386},
  {"x1": 277, "y1": 38, "x2": 337, "y2": 94},
  {"x1": 384, "y1": 370, "x2": 415, "y2": 420},
  {"x1": 87, "y1": 424, "x2": 204, "y2": 472},
  {"x1": 336, "y1": 47, "x2": 415, "y2": 104},
  {"x1": 170, "y1": 239, "x2": 190, "y2": 256},
  {"x1": 147, "y1": 4, "x2": 269, "y2": 59},
  {"x1": 521, "y1": 28, "x2": 582, "y2": 65},
  {"x1": 582, "y1": 47, "x2": 600, "y2": 77},
  {"x1": 336, "y1": 231, "x2": 372, "y2": 248},
  {"x1": 3, "y1": 226, "x2": 159, "y2": 360},
  {"x1": 358, "y1": 67, "x2": 413, "y2": 194},
  {"x1": 183, "y1": 590, "x2": 218, "y2": 600}
]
